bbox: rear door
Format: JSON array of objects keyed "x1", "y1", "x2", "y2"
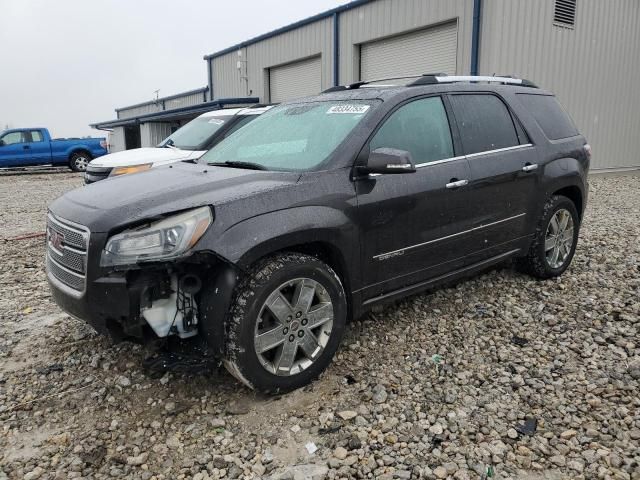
[
  {"x1": 27, "y1": 130, "x2": 51, "y2": 164},
  {"x1": 356, "y1": 95, "x2": 476, "y2": 300},
  {"x1": 0, "y1": 131, "x2": 30, "y2": 167},
  {"x1": 448, "y1": 93, "x2": 539, "y2": 256}
]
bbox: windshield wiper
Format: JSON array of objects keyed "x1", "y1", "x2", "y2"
[{"x1": 208, "y1": 161, "x2": 267, "y2": 171}]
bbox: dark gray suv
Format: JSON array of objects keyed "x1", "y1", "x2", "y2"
[{"x1": 46, "y1": 75, "x2": 590, "y2": 393}]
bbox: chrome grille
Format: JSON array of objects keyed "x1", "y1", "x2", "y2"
[
  {"x1": 47, "y1": 255, "x2": 85, "y2": 291},
  {"x1": 47, "y1": 216, "x2": 87, "y2": 249},
  {"x1": 48, "y1": 244, "x2": 86, "y2": 273},
  {"x1": 46, "y1": 214, "x2": 89, "y2": 294}
]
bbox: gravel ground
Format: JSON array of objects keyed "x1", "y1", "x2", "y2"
[{"x1": 0, "y1": 172, "x2": 639, "y2": 480}]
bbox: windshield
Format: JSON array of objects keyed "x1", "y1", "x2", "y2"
[
  {"x1": 159, "y1": 115, "x2": 230, "y2": 150},
  {"x1": 200, "y1": 100, "x2": 376, "y2": 171}
]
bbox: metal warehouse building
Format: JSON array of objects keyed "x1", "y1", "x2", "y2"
[{"x1": 94, "y1": 0, "x2": 640, "y2": 171}]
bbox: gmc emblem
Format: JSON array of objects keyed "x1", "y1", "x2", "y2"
[{"x1": 48, "y1": 228, "x2": 65, "y2": 251}]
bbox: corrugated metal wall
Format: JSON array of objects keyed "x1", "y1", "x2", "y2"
[
  {"x1": 163, "y1": 91, "x2": 205, "y2": 110},
  {"x1": 359, "y1": 21, "x2": 458, "y2": 82},
  {"x1": 269, "y1": 56, "x2": 323, "y2": 102},
  {"x1": 140, "y1": 123, "x2": 173, "y2": 148},
  {"x1": 117, "y1": 103, "x2": 163, "y2": 120},
  {"x1": 117, "y1": 89, "x2": 207, "y2": 120},
  {"x1": 480, "y1": 0, "x2": 640, "y2": 170},
  {"x1": 108, "y1": 127, "x2": 126, "y2": 153},
  {"x1": 211, "y1": 17, "x2": 333, "y2": 101},
  {"x1": 209, "y1": 1, "x2": 473, "y2": 101},
  {"x1": 338, "y1": 0, "x2": 474, "y2": 84}
]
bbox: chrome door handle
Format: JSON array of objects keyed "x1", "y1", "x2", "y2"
[
  {"x1": 522, "y1": 163, "x2": 538, "y2": 172},
  {"x1": 445, "y1": 179, "x2": 469, "y2": 189}
]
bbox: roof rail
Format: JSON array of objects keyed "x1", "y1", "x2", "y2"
[
  {"x1": 408, "y1": 74, "x2": 538, "y2": 88},
  {"x1": 321, "y1": 75, "x2": 425, "y2": 94}
]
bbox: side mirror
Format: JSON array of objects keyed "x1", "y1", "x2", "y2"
[
  {"x1": 358, "y1": 147, "x2": 416, "y2": 175},
  {"x1": 0, "y1": 140, "x2": 5, "y2": 147}
]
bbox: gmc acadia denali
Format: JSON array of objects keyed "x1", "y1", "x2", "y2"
[{"x1": 46, "y1": 75, "x2": 590, "y2": 393}]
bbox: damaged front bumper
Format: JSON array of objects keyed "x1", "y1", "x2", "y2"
[{"x1": 47, "y1": 237, "x2": 236, "y2": 350}]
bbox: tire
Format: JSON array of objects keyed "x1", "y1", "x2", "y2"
[
  {"x1": 69, "y1": 151, "x2": 91, "y2": 172},
  {"x1": 223, "y1": 253, "x2": 347, "y2": 393},
  {"x1": 517, "y1": 195, "x2": 580, "y2": 279}
]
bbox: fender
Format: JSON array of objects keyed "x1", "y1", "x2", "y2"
[
  {"x1": 198, "y1": 205, "x2": 360, "y2": 288},
  {"x1": 539, "y1": 155, "x2": 588, "y2": 215}
]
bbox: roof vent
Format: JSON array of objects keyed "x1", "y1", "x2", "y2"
[{"x1": 554, "y1": 0, "x2": 577, "y2": 28}]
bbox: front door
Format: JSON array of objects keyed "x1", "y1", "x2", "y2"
[
  {"x1": 0, "y1": 131, "x2": 30, "y2": 167},
  {"x1": 356, "y1": 96, "x2": 476, "y2": 301},
  {"x1": 448, "y1": 93, "x2": 540, "y2": 256}
]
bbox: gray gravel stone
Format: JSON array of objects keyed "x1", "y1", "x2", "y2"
[{"x1": 1, "y1": 172, "x2": 639, "y2": 480}]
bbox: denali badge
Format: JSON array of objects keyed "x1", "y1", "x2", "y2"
[{"x1": 48, "y1": 228, "x2": 65, "y2": 251}]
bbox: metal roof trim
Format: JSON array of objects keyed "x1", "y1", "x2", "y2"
[
  {"x1": 115, "y1": 87, "x2": 210, "y2": 112},
  {"x1": 91, "y1": 97, "x2": 260, "y2": 129},
  {"x1": 203, "y1": 0, "x2": 372, "y2": 61}
]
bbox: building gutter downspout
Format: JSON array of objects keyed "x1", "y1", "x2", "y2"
[
  {"x1": 470, "y1": 0, "x2": 482, "y2": 75},
  {"x1": 333, "y1": 11, "x2": 340, "y2": 86},
  {"x1": 207, "y1": 60, "x2": 214, "y2": 101}
]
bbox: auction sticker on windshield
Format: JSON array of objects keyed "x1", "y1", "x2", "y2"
[
  {"x1": 208, "y1": 118, "x2": 225, "y2": 125},
  {"x1": 327, "y1": 105, "x2": 370, "y2": 114}
]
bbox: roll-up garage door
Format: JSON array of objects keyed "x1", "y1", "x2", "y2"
[
  {"x1": 269, "y1": 56, "x2": 322, "y2": 103},
  {"x1": 360, "y1": 21, "x2": 458, "y2": 83}
]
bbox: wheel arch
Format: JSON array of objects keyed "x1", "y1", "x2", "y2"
[
  {"x1": 68, "y1": 148, "x2": 93, "y2": 161},
  {"x1": 552, "y1": 185, "x2": 583, "y2": 220},
  {"x1": 237, "y1": 236, "x2": 353, "y2": 296}
]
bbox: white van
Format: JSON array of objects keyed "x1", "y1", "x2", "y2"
[{"x1": 85, "y1": 106, "x2": 271, "y2": 183}]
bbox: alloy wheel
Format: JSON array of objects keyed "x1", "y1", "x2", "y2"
[
  {"x1": 254, "y1": 277, "x2": 334, "y2": 376},
  {"x1": 545, "y1": 208, "x2": 575, "y2": 269},
  {"x1": 74, "y1": 156, "x2": 89, "y2": 171}
]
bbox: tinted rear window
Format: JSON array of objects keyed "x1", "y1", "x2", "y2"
[
  {"x1": 450, "y1": 94, "x2": 520, "y2": 155},
  {"x1": 517, "y1": 94, "x2": 578, "y2": 140}
]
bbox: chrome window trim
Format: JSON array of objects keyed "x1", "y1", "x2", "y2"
[
  {"x1": 415, "y1": 155, "x2": 466, "y2": 168},
  {"x1": 465, "y1": 143, "x2": 533, "y2": 159},
  {"x1": 367, "y1": 144, "x2": 533, "y2": 177},
  {"x1": 373, "y1": 213, "x2": 526, "y2": 260}
]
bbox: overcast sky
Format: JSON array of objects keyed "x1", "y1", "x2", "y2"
[{"x1": 0, "y1": 0, "x2": 348, "y2": 138}]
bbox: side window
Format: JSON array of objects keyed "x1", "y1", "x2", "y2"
[
  {"x1": 370, "y1": 97, "x2": 454, "y2": 165},
  {"x1": 450, "y1": 94, "x2": 520, "y2": 155},
  {"x1": 0, "y1": 132, "x2": 25, "y2": 145},
  {"x1": 517, "y1": 94, "x2": 578, "y2": 140},
  {"x1": 30, "y1": 130, "x2": 44, "y2": 142}
]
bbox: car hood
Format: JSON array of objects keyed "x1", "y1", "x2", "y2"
[
  {"x1": 49, "y1": 162, "x2": 301, "y2": 232},
  {"x1": 89, "y1": 147, "x2": 203, "y2": 168}
]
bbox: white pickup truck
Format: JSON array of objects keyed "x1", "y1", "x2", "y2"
[{"x1": 85, "y1": 106, "x2": 271, "y2": 183}]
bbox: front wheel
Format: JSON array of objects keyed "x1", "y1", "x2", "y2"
[
  {"x1": 223, "y1": 253, "x2": 347, "y2": 393},
  {"x1": 69, "y1": 152, "x2": 91, "y2": 172},
  {"x1": 517, "y1": 195, "x2": 580, "y2": 279}
]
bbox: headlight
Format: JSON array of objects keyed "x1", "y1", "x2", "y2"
[
  {"x1": 110, "y1": 163, "x2": 152, "y2": 176},
  {"x1": 100, "y1": 206, "x2": 212, "y2": 267}
]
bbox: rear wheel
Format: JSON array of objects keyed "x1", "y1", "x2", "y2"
[
  {"x1": 223, "y1": 253, "x2": 347, "y2": 393},
  {"x1": 69, "y1": 151, "x2": 91, "y2": 172},
  {"x1": 517, "y1": 195, "x2": 580, "y2": 279}
]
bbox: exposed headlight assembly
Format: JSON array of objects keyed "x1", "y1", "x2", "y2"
[{"x1": 101, "y1": 206, "x2": 212, "y2": 267}]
